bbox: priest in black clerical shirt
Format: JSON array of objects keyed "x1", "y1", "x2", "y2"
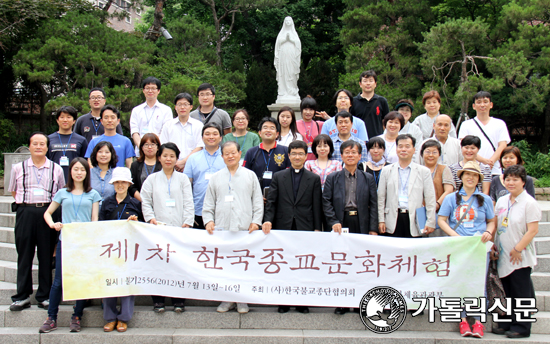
[{"x1": 262, "y1": 140, "x2": 323, "y2": 314}]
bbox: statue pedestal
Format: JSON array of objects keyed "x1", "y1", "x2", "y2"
[{"x1": 267, "y1": 103, "x2": 302, "y2": 120}]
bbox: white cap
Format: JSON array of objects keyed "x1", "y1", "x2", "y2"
[{"x1": 109, "y1": 167, "x2": 133, "y2": 184}]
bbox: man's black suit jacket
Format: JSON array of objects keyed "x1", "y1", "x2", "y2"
[
  {"x1": 322, "y1": 169, "x2": 378, "y2": 233},
  {"x1": 263, "y1": 168, "x2": 322, "y2": 231}
]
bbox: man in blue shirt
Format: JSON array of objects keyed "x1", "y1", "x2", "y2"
[
  {"x1": 85, "y1": 105, "x2": 135, "y2": 168},
  {"x1": 330, "y1": 111, "x2": 368, "y2": 164},
  {"x1": 184, "y1": 123, "x2": 225, "y2": 229},
  {"x1": 47, "y1": 106, "x2": 88, "y2": 181},
  {"x1": 244, "y1": 117, "x2": 290, "y2": 191}
]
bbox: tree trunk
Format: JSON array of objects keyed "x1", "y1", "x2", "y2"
[
  {"x1": 36, "y1": 83, "x2": 48, "y2": 132},
  {"x1": 145, "y1": 0, "x2": 165, "y2": 42},
  {"x1": 541, "y1": 97, "x2": 550, "y2": 153},
  {"x1": 460, "y1": 41, "x2": 469, "y2": 116}
]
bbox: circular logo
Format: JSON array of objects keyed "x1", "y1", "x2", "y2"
[{"x1": 359, "y1": 286, "x2": 407, "y2": 334}]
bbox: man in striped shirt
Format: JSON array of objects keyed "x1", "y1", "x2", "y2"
[{"x1": 8, "y1": 132, "x2": 65, "y2": 311}]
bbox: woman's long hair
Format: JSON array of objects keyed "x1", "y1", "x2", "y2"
[{"x1": 66, "y1": 157, "x2": 92, "y2": 193}]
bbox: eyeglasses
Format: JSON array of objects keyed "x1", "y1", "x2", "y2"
[
  {"x1": 144, "y1": 87, "x2": 158, "y2": 91},
  {"x1": 176, "y1": 103, "x2": 192, "y2": 108},
  {"x1": 289, "y1": 152, "x2": 306, "y2": 157},
  {"x1": 423, "y1": 150, "x2": 439, "y2": 156},
  {"x1": 234, "y1": 117, "x2": 247, "y2": 122},
  {"x1": 199, "y1": 93, "x2": 213, "y2": 98},
  {"x1": 337, "y1": 96, "x2": 349, "y2": 100},
  {"x1": 342, "y1": 151, "x2": 359, "y2": 156},
  {"x1": 143, "y1": 143, "x2": 157, "y2": 148},
  {"x1": 89, "y1": 96, "x2": 105, "y2": 101}
]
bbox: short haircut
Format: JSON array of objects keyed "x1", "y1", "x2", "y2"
[
  {"x1": 221, "y1": 141, "x2": 240, "y2": 154},
  {"x1": 90, "y1": 141, "x2": 118, "y2": 168},
  {"x1": 340, "y1": 140, "x2": 362, "y2": 155},
  {"x1": 473, "y1": 91, "x2": 492, "y2": 102},
  {"x1": 100, "y1": 104, "x2": 120, "y2": 119},
  {"x1": 300, "y1": 96, "x2": 318, "y2": 111},
  {"x1": 29, "y1": 131, "x2": 50, "y2": 148},
  {"x1": 232, "y1": 109, "x2": 249, "y2": 123},
  {"x1": 422, "y1": 90, "x2": 441, "y2": 105},
  {"x1": 395, "y1": 99, "x2": 414, "y2": 112},
  {"x1": 311, "y1": 134, "x2": 334, "y2": 159},
  {"x1": 55, "y1": 106, "x2": 78, "y2": 120},
  {"x1": 288, "y1": 140, "x2": 308, "y2": 154},
  {"x1": 421, "y1": 139, "x2": 442, "y2": 157},
  {"x1": 367, "y1": 136, "x2": 386, "y2": 151},
  {"x1": 396, "y1": 133, "x2": 416, "y2": 147},
  {"x1": 158, "y1": 142, "x2": 180, "y2": 159},
  {"x1": 174, "y1": 92, "x2": 193, "y2": 106},
  {"x1": 137, "y1": 133, "x2": 161, "y2": 163},
  {"x1": 197, "y1": 83, "x2": 215, "y2": 96},
  {"x1": 89, "y1": 87, "x2": 106, "y2": 98},
  {"x1": 142, "y1": 76, "x2": 161, "y2": 90},
  {"x1": 66, "y1": 157, "x2": 92, "y2": 193},
  {"x1": 500, "y1": 146, "x2": 524, "y2": 166},
  {"x1": 503, "y1": 164, "x2": 527, "y2": 184},
  {"x1": 359, "y1": 70, "x2": 377, "y2": 83},
  {"x1": 382, "y1": 111, "x2": 405, "y2": 129},
  {"x1": 258, "y1": 117, "x2": 280, "y2": 133},
  {"x1": 461, "y1": 135, "x2": 481, "y2": 149},
  {"x1": 335, "y1": 111, "x2": 353, "y2": 124},
  {"x1": 332, "y1": 89, "x2": 354, "y2": 107},
  {"x1": 202, "y1": 123, "x2": 222, "y2": 137}
]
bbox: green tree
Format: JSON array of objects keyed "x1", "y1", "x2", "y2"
[{"x1": 12, "y1": 10, "x2": 154, "y2": 131}]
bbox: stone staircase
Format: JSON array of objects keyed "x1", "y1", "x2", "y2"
[{"x1": 0, "y1": 195, "x2": 548, "y2": 343}]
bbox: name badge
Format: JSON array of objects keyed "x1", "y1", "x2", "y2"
[
  {"x1": 33, "y1": 189, "x2": 44, "y2": 196},
  {"x1": 60, "y1": 156, "x2": 69, "y2": 166},
  {"x1": 205, "y1": 173, "x2": 213, "y2": 180},
  {"x1": 398, "y1": 195, "x2": 407, "y2": 203},
  {"x1": 92, "y1": 135, "x2": 100, "y2": 140},
  {"x1": 239, "y1": 158, "x2": 244, "y2": 166},
  {"x1": 307, "y1": 146, "x2": 312, "y2": 153},
  {"x1": 225, "y1": 195, "x2": 234, "y2": 202},
  {"x1": 142, "y1": 127, "x2": 150, "y2": 134},
  {"x1": 166, "y1": 199, "x2": 176, "y2": 207},
  {"x1": 342, "y1": 227, "x2": 349, "y2": 233},
  {"x1": 463, "y1": 221, "x2": 474, "y2": 228},
  {"x1": 263, "y1": 171, "x2": 273, "y2": 180},
  {"x1": 501, "y1": 217, "x2": 509, "y2": 228}
]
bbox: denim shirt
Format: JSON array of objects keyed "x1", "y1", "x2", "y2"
[{"x1": 90, "y1": 166, "x2": 115, "y2": 206}]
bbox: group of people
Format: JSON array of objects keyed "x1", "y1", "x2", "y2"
[{"x1": 7, "y1": 71, "x2": 539, "y2": 339}]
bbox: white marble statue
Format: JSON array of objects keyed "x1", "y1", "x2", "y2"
[{"x1": 274, "y1": 16, "x2": 301, "y2": 104}]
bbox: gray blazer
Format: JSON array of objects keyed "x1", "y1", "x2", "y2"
[{"x1": 377, "y1": 162, "x2": 436, "y2": 236}]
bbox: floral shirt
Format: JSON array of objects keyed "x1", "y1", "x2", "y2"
[{"x1": 304, "y1": 160, "x2": 342, "y2": 189}]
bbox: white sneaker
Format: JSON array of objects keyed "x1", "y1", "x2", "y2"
[
  {"x1": 237, "y1": 303, "x2": 249, "y2": 314},
  {"x1": 217, "y1": 302, "x2": 235, "y2": 313}
]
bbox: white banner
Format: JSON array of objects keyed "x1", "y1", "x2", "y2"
[{"x1": 62, "y1": 221, "x2": 487, "y2": 308}]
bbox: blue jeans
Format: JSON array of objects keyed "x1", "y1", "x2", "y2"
[{"x1": 47, "y1": 241, "x2": 86, "y2": 321}]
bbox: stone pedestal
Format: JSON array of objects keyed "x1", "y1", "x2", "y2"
[{"x1": 267, "y1": 103, "x2": 302, "y2": 120}]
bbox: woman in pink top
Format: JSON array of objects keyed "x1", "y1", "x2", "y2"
[
  {"x1": 304, "y1": 134, "x2": 342, "y2": 189},
  {"x1": 297, "y1": 96, "x2": 325, "y2": 160}
]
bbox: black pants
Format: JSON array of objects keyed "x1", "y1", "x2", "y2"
[
  {"x1": 342, "y1": 212, "x2": 360, "y2": 234},
  {"x1": 194, "y1": 215, "x2": 205, "y2": 230},
  {"x1": 390, "y1": 212, "x2": 413, "y2": 238},
  {"x1": 498, "y1": 267, "x2": 535, "y2": 335},
  {"x1": 12, "y1": 205, "x2": 58, "y2": 302},
  {"x1": 151, "y1": 296, "x2": 186, "y2": 305}
]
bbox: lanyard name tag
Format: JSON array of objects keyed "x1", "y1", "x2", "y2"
[
  {"x1": 205, "y1": 173, "x2": 213, "y2": 180},
  {"x1": 225, "y1": 195, "x2": 234, "y2": 202},
  {"x1": 239, "y1": 158, "x2": 244, "y2": 166},
  {"x1": 166, "y1": 199, "x2": 176, "y2": 207},
  {"x1": 60, "y1": 156, "x2": 69, "y2": 166},
  {"x1": 398, "y1": 195, "x2": 407, "y2": 203},
  {"x1": 92, "y1": 135, "x2": 100, "y2": 140},
  {"x1": 263, "y1": 171, "x2": 273, "y2": 180},
  {"x1": 142, "y1": 127, "x2": 150, "y2": 134},
  {"x1": 307, "y1": 146, "x2": 312, "y2": 153},
  {"x1": 463, "y1": 221, "x2": 474, "y2": 228},
  {"x1": 33, "y1": 188, "x2": 44, "y2": 196},
  {"x1": 501, "y1": 217, "x2": 509, "y2": 228}
]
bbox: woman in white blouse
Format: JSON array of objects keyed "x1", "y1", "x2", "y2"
[
  {"x1": 276, "y1": 106, "x2": 302, "y2": 146},
  {"x1": 375, "y1": 111, "x2": 404, "y2": 164},
  {"x1": 493, "y1": 165, "x2": 540, "y2": 338},
  {"x1": 141, "y1": 142, "x2": 194, "y2": 314}
]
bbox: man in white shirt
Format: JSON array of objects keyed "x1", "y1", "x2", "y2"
[
  {"x1": 130, "y1": 77, "x2": 173, "y2": 156},
  {"x1": 458, "y1": 91, "x2": 510, "y2": 176},
  {"x1": 417, "y1": 115, "x2": 462, "y2": 165},
  {"x1": 190, "y1": 83, "x2": 232, "y2": 135},
  {"x1": 160, "y1": 93, "x2": 204, "y2": 171}
]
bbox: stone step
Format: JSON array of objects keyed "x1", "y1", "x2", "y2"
[
  {"x1": 536, "y1": 291, "x2": 550, "y2": 313},
  {"x1": 534, "y1": 254, "x2": 550, "y2": 273},
  {"x1": 0, "y1": 243, "x2": 38, "y2": 265},
  {"x1": 1, "y1": 306, "x2": 549, "y2": 334},
  {"x1": 0, "y1": 260, "x2": 38, "y2": 284},
  {"x1": 0, "y1": 200, "x2": 12, "y2": 214},
  {"x1": 1, "y1": 328, "x2": 550, "y2": 344},
  {"x1": 535, "y1": 237, "x2": 550, "y2": 255},
  {"x1": 0, "y1": 227, "x2": 14, "y2": 244},
  {"x1": 0, "y1": 214, "x2": 15, "y2": 229},
  {"x1": 532, "y1": 272, "x2": 550, "y2": 291},
  {"x1": 538, "y1": 222, "x2": 550, "y2": 237}
]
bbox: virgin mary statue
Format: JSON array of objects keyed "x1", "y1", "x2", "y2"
[{"x1": 274, "y1": 16, "x2": 301, "y2": 103}]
